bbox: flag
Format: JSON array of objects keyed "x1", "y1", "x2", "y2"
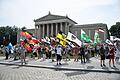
[
  {"x1": 67, "y1": 32, "x2": 82, "y2": 47},
  {"x1": 60, "y1": 40, "x2": 67, "y2": 48},
  {"x1": 50, "y1": 37, "x2": 55, "y2": 41},
  {"x1": 94, "y1": 30, "x2": 101, "y2": 44},
  {"x1": 7, "y1": 43, "x2": 15, "y2": 53},
  {"x1": 113, "y1": 37, "x2": 120, "y2": 42},
  {"x1": 83, "y1": 43, "x2": 90, "y2": 47},
  {"x1": 20, "y1": 32, "x2": 26, "y2": 36},
  {"x1": 67, "y1": 41, "x2": 75, "y2": 47},
  {"x1": 98, "y1": 28, "x2": 104, "y2": 33},
  {"x1": 28, "y1": 39, "x2": 34, "y2": 45},
  {"x1": 45, "y1": 36, "x2": 50, "y2": 42},
  {"x1": 110, "y1": 36, "x2": 120, "y2": 41},
  {"x1": 57, "y1": 33, "x2": 64, "y2": 41},
  {"x1": 105, "y1": 39, "x2": 113, "y2": 45},
  {"x1": 42, "y1": 36, "x2": 50, "y2": 44},
  {"x1": 42, "y1": 38, "x2": 50, "y2": 44},
  {"x1": 110, "y1": 36, "x2": 116, "y2": 41},
  {"x1": 32, "y1": 37, "x2": 39, "y2": 44},
  {"x1": 25, "y1": 32, "x2": 32, "y2": 38},
  {"x1": 7, "y1": 43, "x2": 14, "y2": 50},
  {"x1": 81, "y1": 29, "x2": 91, "y2": 43},
  {"x1": 20, "y1": 32, "x2": 32, "y2": 38},
  {"x1": 57, "y1": 33, "x2": 67, "y2": 42},
  {"x1": 56, "y1": 33, "x2": 68, "y2": 47}
]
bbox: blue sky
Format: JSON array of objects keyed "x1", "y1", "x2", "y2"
[{"x1": 0, "y1": 0, "x2": 120, "y2": 29}]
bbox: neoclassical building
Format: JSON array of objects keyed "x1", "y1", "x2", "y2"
[
  {"x1": 34, "y1": 12, "x2": 108, "y2": 41},
  {"x1": 71, "y1": 23, "x2": 108, "y2": 41}
]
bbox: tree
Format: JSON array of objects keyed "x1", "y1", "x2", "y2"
[
  {"x1": 21, "y1": 26, "x2": 27, "y2": 32},
  {"x1": 0, "y1": 26, "x2": 18, "y2": 45},
  {"x1": 109, "y1": 22, "x2": 120, "y2": 38}
]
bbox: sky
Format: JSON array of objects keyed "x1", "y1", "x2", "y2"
[{"x1": 0, "y1": 0, "x2": 120, "y2": 29}]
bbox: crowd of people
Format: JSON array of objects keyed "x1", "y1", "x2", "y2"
[{"x1": 0, "y1": 41, "x2": 120, "y2": 67}]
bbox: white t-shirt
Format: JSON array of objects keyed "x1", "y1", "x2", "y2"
[
  {"x1": 51, "y1": 47, "x2": 55, "y2": 54},
  {"x1": 56, "y1": 47, "x2": 62, "y2": 55}
]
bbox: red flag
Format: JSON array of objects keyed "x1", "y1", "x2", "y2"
[
  {"x1": 20, "y1": 32, "x2": 32, "y2": 38},
  {"x1": 32, "y1": 38, "x2": 39, "y2": 44},
  {"x1": 20, "y1": 32, "x2": 26, "y2": 36},
  {"x1": 25, "y1": 32, "x2": 32, "y2": 38}
]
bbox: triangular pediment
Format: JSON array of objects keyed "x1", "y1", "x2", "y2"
[{"x1": 34, "y1": 12, "x2": 77, "y2": 24}]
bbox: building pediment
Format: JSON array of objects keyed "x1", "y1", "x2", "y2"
[{"x1": 34, "y1": 12, "x2": 77, "y2": 24}]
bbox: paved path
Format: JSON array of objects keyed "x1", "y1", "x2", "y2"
[
  {"x1": 0, "y1": 64, "x2": 120, "y2": 80},
  {"x1": 0, "y1": 56, "x2": 120, "y2": 73}
]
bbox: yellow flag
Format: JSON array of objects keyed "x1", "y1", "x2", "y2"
[
  {"x1": 57, "y1": 33, "x2": 68, "y2": 48},
  {"x1": 57, "y1": 33, "x2": 63, "y2": 40},
  {"x1": 60, "y1": 40, "x2": 67, "y2": 48}
]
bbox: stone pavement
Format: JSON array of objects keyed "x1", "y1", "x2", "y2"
[
  {"x1": 0, "y1": 56, "x2": 120, "y2": 73},
  {"x1": 0, "y1": 65, "x2": 120, "y2": 80}
]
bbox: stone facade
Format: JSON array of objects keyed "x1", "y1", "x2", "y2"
[{"x1": 71, "y1": 23, "x2": 108, "y2": 41}]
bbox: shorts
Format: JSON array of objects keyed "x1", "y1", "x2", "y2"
[
  {"x1": 101, "y1": 55, "x2": 105, "y2": 60},
  {"x1": 56, "y1": 54, "x2": 62, "y2": 61}
]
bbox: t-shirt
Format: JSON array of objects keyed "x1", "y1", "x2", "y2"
[
  {"x1": 51, "y1": 47, "x2": 55, "y2": 54},
  {"x1": 19, "y1": 47, "x2": 26, "y2": 54},
  {"x1": 56, "y1": 47, "x2": 62, "y2": 55}
]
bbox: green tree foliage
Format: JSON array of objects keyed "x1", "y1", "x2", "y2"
[
  {"x1": 0, "y1": 26, "x2": 18, "y2": 45},
  {"x1": 109, "y1": 22, "x2": 120, "y2": 38},
  {"x1": 21, "y1": 26, "x2": 27, "y2": 32}
]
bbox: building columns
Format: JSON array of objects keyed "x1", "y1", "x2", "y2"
[
  {"x1": 60, "y1": 22, "x2": 63, "y2": 32},
  {"x1": 39, "y1": 25, "x2": 41, "y2": 40},
  {"x1": 68, "y1": 23, "x2": 70, "y2": 32},
  {"x1": 89, "y1": 29, "x2": 91, "y2": 39},
  {"x1": 51, "y1": 23, "x2": 53, "y2": 37},
  {"x1": 56, "y1": 23, "x2": 58, "y2": 36},
  {"x1": 104, "y1": 29, "x2": 106, "y2": 41},
  {"x1": 43, "y1": 24, "x2": 45, "y2": 38},
  {"x1": 47, "y1": 24, "x2": 49, "y2": 37},
  {"x1": 65, "y1": 22, "x2": 68, "y2": 34}
]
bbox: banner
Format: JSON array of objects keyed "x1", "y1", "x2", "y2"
[
  {"x1": 105, "y1": 39, "x2": 113, "y2": 45},
  {"x1": 67, "y1": 32, "x2": 82, "y2": 47},
  {"x1": 81, "y1": 29, "x2": 91, "y2": 43},
  {"x1": 94, "y1": 30, "x2": 101, "y2": 44}
]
